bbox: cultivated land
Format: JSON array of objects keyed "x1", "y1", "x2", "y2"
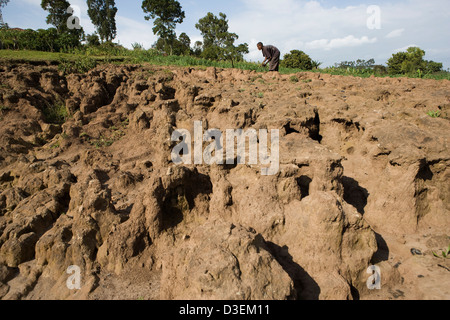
[{"x1": 0, "y1": 58, "x2": 449, "y2": 300}]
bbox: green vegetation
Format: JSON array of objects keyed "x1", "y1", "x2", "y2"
[
  {"x1": 0, "y1": 27, "x2": 80, "y2": 52},
  {"x1": 282, "y1": 50, "x2": 315, "y2": 70},
  {"x1": 41, "y1": 0, "x2": 72, "y2": 33},
  {"x1": 152, "y1": 32, "x2": 191, "y2": 56},
  {"x1": 50, "y1": 141, "x2": 60, "y2": 149},
  {"x1": 195, "y1": 12, "x2": 249, "y2": 68},
  {"x1": 387, "y1": 47, "x2": 443, "y2": 77},
  {"x1": 58, "y1": 56, "x2": 98, "y2": 74},
  {"x1": 0, "y1": 1, "x2": 448, "y2": 80},
  {"x1": 1, "y1": 0, "x2": 448, "y2": 80},
  {"x1": 142, "y1": 0, "x2": 185, "y2": 56},
  {"x1": 43, "y1": 101, "x2": 68, "y2": 124},
  {"x1": 0, "y1": 47, "x2": 448, "y2": 80},
  {"x1": 427, "y1": 111, "x2": 441, "y2": 118},
  {"x1": 85, "y1": 118, "x2": 128, "y2": 149},
  {"x1": 90, "y1": 136, "x2": 114, "y2": 148},
  {"x1": 0, "y1": 104, "x2": 10, "y2": 111},
  {"x1": 40, "y1": 0, "x2": 84, "y2": 45},
  {"x1": 433, "y1": 244, "x2": 450, "y2": 259},
  {"x1": 87, "y1": 0, "x2": 117, "y2": 43}
]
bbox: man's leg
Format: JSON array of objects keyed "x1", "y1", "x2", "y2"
[{"x1": 269, "y1": 53, "x2": 280, "y2": 72}]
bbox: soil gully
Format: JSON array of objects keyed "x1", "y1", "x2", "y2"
[{"x1": 0, "y1": 63, "x2": 449, "y2": 300}]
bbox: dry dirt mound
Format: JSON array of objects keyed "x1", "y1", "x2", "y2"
[{"x1": 0, "y1": 63, "x2": 449, "y2": 300}]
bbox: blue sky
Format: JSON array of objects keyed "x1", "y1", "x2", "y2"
[{"x1": 2, "y1": 0, "x2": 450, "y2": 69}]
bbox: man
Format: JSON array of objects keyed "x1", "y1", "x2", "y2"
[{"x1": 258, "y1": 42, "x2": 280, "y2": 72}]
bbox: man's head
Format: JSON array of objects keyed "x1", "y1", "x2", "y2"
[{"x1": 257, "y1": 42, "x2": 263, "y2": 51}]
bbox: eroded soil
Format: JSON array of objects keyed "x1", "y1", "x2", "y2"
[{"x1": 0, "y1": 63, "x2": 449, "y2": 300}]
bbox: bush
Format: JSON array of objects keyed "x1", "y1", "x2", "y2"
[
  {"x1": 387, "y1": 47, "x2": 443, "y2": 76},
  {"x1": 0, "y1": 27, "x2": 81, "y2": 52},
  {"x1": 373, "y1": 65, "x2": 388, "y2": 75},
  {"x1": 42, "y1": 101, "x2": 68, "y2": 124},
  {"x1": 58, "y1": 57, "x2": 98, "y2": 75},
  {"x1": 282, "y1": 50, "x2": 314, "y2": 70},
  {"x1": 86, "y1": 33, "x2": 100, "y2": 47}
]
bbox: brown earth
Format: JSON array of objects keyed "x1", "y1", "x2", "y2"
[{"x1": 0, "y1": 62, "x2": 449, "y2": 300}]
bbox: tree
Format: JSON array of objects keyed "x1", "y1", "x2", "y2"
[
  {"x1": 193, "y1": 40, "x2": 202, "y2": 56},
  {"x1": 386, "y1": 47, "x2": 443, "y2": 75},
  {"x1": 41, "y1": 0, "x2": 72, "y2": 34},
  {"x1": 87, "y1": 0, "x2": 117, "y2": 43},
  {"x1": 0, "y1": 0, "x2": 10, "y2": 26},
  {"x1": 86, "y1": 33, "x2": 100, "y2": 46},
  {"x1": 153, "y1": 32, "x2": 191, "y2": 56},
  {"x1": 142, "y1": 0, "x2": 185, "y2": 55},
  {"x1": 195, "y1": 12, "x2": 248, "y2": 67},
  {"x1": 282, "y1": 50, "x2": 314, "y2": 70},
  {"x1": 178, "y1": 32, "x2": 190, "y2": 55},
  {"x1": 425, "y1": 60, "x2": 443, "y2": 74}
]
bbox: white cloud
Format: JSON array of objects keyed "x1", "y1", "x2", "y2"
[
  {"x1": 393, "y1": 44, "x2": 419, "y2": 54},
  {"x1": 115, "y1": 16, "x2": 156, "y2": 49},
  {"x1": 230, "y1": 0, "x2": 377, "y2": 64},
  {"x1": 228, "y1": 0, "x2": 450, "y2": 68},
  {"x1": 306, "y1": 35, "x2": 377, "y2": 51},
  {"x1": 69, "y1": 0, "x2": 96, "y2": 34},
  {"x1": 386, "y1": 28, "x2": 405, "y2": 39}
]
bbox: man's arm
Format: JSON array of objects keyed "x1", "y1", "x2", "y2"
[{"x1": 262, "y1": 56, "x2": 272, "y2": 67}]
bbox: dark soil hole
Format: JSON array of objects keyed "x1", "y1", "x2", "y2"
[
  {"x1": 310, "y1": 111, "x2": 323, "y2": 143},
  {"x1": 343, "y1": 176, "x2": 369, "y2": 215},
  {"x1": 297, "y1": 176, "x2": 312, "y2": 200}
]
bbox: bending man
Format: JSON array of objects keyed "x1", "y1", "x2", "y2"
[{"x1": 258, "y1": 42, "x2": 280, "y2": 72}]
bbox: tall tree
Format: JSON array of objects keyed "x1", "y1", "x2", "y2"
[
  {"x1": 0, "y1": 0, "x2": 10, "y2": 26},
  {"x1": 195, "y1": 12, "x2": 248, "y2": 66},
  {"x1": 177, "y1": 32, "x2": 191, "y2": 55},
  {"x1": 192, "y1": 40, "x2": 203, "y2": 56},
  {"x1": 141, "y1": 0, "x2": 185, "y2": 55},
  {"x1": 87, "y1": 0, "x2": 117, "y2": 42},
  {"x1": 41, "y1": 0, "x2": 72, "y2": 34}
]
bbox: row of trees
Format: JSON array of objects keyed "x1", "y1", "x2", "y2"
[
  {"x1": 0, "y1": 0, "x2": 446, "y2": 75},
  {"x1": 280, "y1": 46, "x2": 444, "y2": 76},
  {"x1": 142, "y1": 1, "x2": 248, "y2": 65},
  {"x1": 0, "y1": 28, "x2": 79, "y2": 51},
  {"x1": 1, "y1": 0, "x2": 249, "y2": 65}
]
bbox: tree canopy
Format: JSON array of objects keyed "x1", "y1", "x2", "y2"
[
  {"x1": 195, "y1": 12, "x2": 248, "y2": 67},
  {"x1": 87, "y1": 0, "x2": 117, "y2": 42},
  {"x1": 142, "y1": 0, "x2": 185, "y2": 54},
  {"x1": 41, "y1": 0, "x2": 72, "y2": 34},
  {"x1": 153, "y1": 32, "x2": 191, "y2": 55},
  {"x1": 282, "y1": 50, "x2": 315, "y2": 70},
  {"x1": 387, "y1": 47, "x2": 443, "y2": 75}
]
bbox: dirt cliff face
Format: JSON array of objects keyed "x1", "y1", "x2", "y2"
[{"x1": 0, "y1": 63, "x2": 449, "y2": 300}]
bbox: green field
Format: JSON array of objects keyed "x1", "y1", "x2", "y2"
[{"x1": 1, "y1": 49, "x2": 449, "y2": 80}]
